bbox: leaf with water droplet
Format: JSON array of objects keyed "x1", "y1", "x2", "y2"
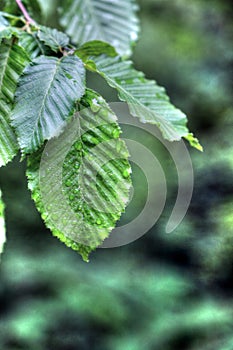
[{"x1": 27, "y1": 90, "x2": 132, "y2": 261}]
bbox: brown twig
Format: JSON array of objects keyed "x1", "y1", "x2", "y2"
[{"x1": 15, "y1": 0, "x2": 36, "y2": 25}]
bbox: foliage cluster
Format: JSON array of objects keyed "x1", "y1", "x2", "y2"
[{"x1": 0, "y1": 0, "x2": 201, "y2": 260}]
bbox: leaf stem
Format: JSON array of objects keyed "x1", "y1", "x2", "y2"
[{"x1": 15, "y1": 0, "x2": 35, "y2": 25}]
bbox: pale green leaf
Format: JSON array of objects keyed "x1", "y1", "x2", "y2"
[
  {"x1": 0, "y1": 189, "x2": 6, "y2": 261},
  {"x1": 38, "y1": 26, "x2": 70, "y2": 52},
  {"x1": 11, "y1": 55, "x2": 86, "y2": 155},
  {"x1": 59, "y1": 0, "x2": 139, "y2": 57},
  {"x1": 89, "y1": 55, "x2": 202, "y2": 149},
  {"x1": 0, "y1": 38, "x2": 30, "y2": 167},
  {"x1": 27, "y1": 89, "x2": 132, "y2": 261}
]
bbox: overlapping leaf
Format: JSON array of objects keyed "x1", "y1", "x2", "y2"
[
  {"x1": 0, "y1": 189, "x2": 6, "y2": 260},
  {"x1": 38, "y1": 26, "x2": 70, "y2": 52},
  {"x1": 0, "y1": 38, "x2": 30, "y2": 166},
  {"x1": 11, "y1": 55, "x2": 86, "y2": 154},
  {"x1": 87, "y1": 55, "x2": 202, "y2": 149},
  {"x1": 18, "y1": 32, "x2": 51, "y2": 59},
  {"x1": 59, "y1": 0, "x2": 139, "y2": 57},
  {"x1": 0, "y1": 26, "x2": 20, "y2": 42},
  {"x1": 27, "y1": 90, "x2": 132, "y2": 261}
]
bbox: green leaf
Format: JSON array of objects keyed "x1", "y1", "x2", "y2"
[
  {"x1": 59, "y1": 0, "x2": 139, "y2": 57},
  {"x1": 27, "y1": 90, "x2": 132, "y2": 261},
  {"x1": 27, "y1": 150, "x2": 94, "y2": 262},
  {"x1": 0, "y1": 26, "x2": 20, "y2": 42},
  {"x1": 0, "y1": 11, "x2": 21, "y2": 42},
  {"x1": 0, "y1": 38, "x2": 30, "y2": 167},
  {"x1": 18, "y1": 32, "x2": 52, "y2": 59},
  {"x1": 38, "y1": 26, "x2": 70, "y2": 52},
  {"x1": 11, "y1": 55, "x2": 86, "y2": 155},
  {"x1": 75, "y1": 40, "x2": 117, "y2": 61},
  {"x1": 0, "y1": 189, "x2": 6, "y2": 261},
  {"x1": 89, "y1": 55, "x2": 202, "y2": 148}
]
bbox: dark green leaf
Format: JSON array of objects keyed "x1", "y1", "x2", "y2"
[
  {"x1": 11, "y1": 55, "x2": 86, "y2": 154},
  {"x1": 0, "y1": 38, "x2": 30, "y2": 166},
  {"x1": 38, "y1": 26, "x2": 70, "y2": 52}
]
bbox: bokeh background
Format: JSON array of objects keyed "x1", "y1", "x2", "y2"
[{"x1": 0, "y1": 0, "x2": 233, "y2": 349}]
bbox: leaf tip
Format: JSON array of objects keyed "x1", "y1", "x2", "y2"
[{"x1": 185, "y1": 133, "x2": 203, "y2": 152}]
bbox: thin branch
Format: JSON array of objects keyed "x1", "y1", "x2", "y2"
[{"x1": 15, "y1": 0, "x2": 35, "y2": 25}]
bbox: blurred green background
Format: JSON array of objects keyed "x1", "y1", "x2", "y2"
[{"x1": 0, "y1": 0, "x2": 233, "y2": 349}]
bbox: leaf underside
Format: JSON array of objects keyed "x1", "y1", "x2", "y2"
[
  {"x1": 0, "y1": 38, "x2": 30, "y2": 166},
  {"x1": 27, "y1": 90, "x2": 131, "y2": 261},
  {"x1": 59, "y1": 0, "x2": 139, "y2": 57},
  {"x1": 11, "y1": 55, "x2": 86, "y2": 155}
]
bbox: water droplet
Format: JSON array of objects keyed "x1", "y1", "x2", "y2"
[
  {"x1": 91, "y1": 98, "x2": 101, "y2": 112},
  {"x1": 96, "y1": 218, "x2": 102, "y2": 225},
  {"x1": 123, "y1": 168, "x2": 131, "y2": 178},
  {"x1": 130, "y1": 31, "x2": 138, "y2": 41},
  {"x1": 65, "y1": 180, "x2": 72, "y2": 187}
]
